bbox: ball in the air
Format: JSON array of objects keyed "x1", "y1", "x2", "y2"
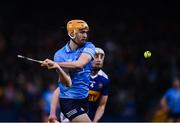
[{"x1": 144, "y1": 51, "x2": 151, "y2": 58}]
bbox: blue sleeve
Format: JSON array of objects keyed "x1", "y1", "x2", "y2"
[
  {"x1": 54, "y1": 51, "x2": 64, "y2": 62},
  {"x1": 82, "y1": 43, "x2": 96, "y2": 60},
  {"x1": 102, "y1": 78, "x2": 110, "y2": 96}
]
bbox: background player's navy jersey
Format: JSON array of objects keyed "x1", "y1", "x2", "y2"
[
  {"x1": 88, "y1": 70, "x2": 110, "y2": 120},
  {"x1": 54, "y1": 41, "x2": 95, "y2": 99}
]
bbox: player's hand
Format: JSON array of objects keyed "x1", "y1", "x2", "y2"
[
  {"x1": 41, "y1": 60, "x2": 48, "y2": 67},
  {"x1": 41, "y1": 59, "x2": 50, "y2": 67},
  {"x1": 48, "y1": 114, "x2": 59, "y2": 123},
  {"x1": 41, "y1": 59, "x2": 59, "y2": 69}
]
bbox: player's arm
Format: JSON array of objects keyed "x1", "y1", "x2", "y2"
[
  {"x1": 48, "y1": 87, "x2": 60, "y2": 122},
  {"x1": 57, "y1": 53, "x2": 91, "y2": 69},
  {"x1": 42, "y1": 53, "x2": 92, "y2": 69},
  {"x1": 93, "y1": 77, "x2": 110, "y2": 122},
  {"x1": 93, "y1": 95, "x2": 108, "y2": 122},
  {"x1": 160, "y1": 96, "x2": 169, "y2": 113},
  {"x1": 41, "y1": 61, "x2": 72, "y2": 87},
  {"x1": 42, "y1": 53, "x2": 91, "y2": 69},
  {"x1": 42, "y1": 44, "x2": 95, "y2": 69},
  {"x1": 56, "y1": 65, "x2": 72, "y2": 87}
]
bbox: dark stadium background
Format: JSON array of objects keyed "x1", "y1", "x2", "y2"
[{"x1": 0, "y1": 1, "x2": 179, "y2": 122}]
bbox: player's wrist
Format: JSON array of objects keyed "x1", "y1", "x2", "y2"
[
  {"x1": 48, "y1": 114, "x2": 57, "y2": 119},
  {"x1": 56, "y1": 65, "x2": 62, "y2": 73}
]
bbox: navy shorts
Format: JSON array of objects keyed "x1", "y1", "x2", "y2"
[{"x1": 59, "y1": 97, "x2": 89, "y2": 121}]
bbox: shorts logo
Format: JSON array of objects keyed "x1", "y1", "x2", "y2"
[
  {"x1": 80, "y1": 107, "x2": 84, "y2": 111},
  {"x1": 66, "y1": 109, "x2": 78, "y2": 118}
]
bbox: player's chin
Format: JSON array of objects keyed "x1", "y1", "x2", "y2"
[
  {"x1": 93, "y1": 66, "x2": 101, "y2": 71},
  {"x1": 80, "y1": 39, "x2": 87, "y2": 44},
  {"x1": 95, "y1": 63, "x2": 102, "y2": 67}
]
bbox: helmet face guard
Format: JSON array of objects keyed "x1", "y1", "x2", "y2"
[{"x1": 67, "y1": 20, "x2": 89, "y2": 39}]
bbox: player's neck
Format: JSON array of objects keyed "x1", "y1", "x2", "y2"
[
  {"x1": 69, "y1": 40, "x2": 79, "y2": 51},
  {"x1": 91, "y1": 70, "x2": 99, "y2": 76}
]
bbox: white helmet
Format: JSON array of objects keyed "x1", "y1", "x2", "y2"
[{"x1": 95, "y1": 47, "x2": 105, "y2": 57}]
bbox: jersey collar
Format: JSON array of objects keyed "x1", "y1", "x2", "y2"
[
  {"x1": 65, "y1": 42, "x2": 71, "y2": 53},
  {"x1": 91, "y1": 69, "x2": 101, "y2": 79}
]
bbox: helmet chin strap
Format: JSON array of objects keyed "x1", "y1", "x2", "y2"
[{"x1": 70, "y1": 37, "x2": 82, "y2": 46}]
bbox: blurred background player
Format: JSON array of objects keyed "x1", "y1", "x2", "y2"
[
  {"x1": 41, "y1": 19, "x2": 95, "y2": 122},
  {"x1": 48, "y1": 47, "x2": 110, "y2": 122},
  {"x1": 160, "y1": 77, "x2": 180, "y2": 122},
  {"x1": 41, "y1": 83, "x2": 57, "y2": 122}
]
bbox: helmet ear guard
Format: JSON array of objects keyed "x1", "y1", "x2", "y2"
[{"x1": 68, "y1": 29, "x2": 76, "y2": 39}]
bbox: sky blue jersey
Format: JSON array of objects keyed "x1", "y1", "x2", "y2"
[
  {"x1": 164, "y1": 88, "x2": 180, "y2": 113},
  {"x1": 54, "y1": 41, "x2": 95, "y2": 99}
]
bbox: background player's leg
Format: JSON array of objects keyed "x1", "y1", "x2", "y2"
[{"x1": 71, "y1": 113, "x2": 91, "y2": 122}]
